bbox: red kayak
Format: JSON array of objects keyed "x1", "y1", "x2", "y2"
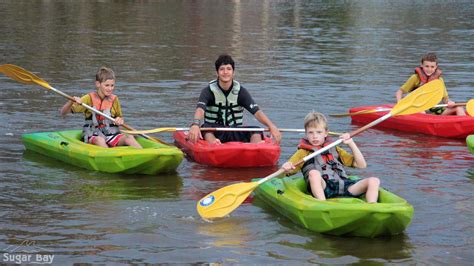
[
  {"x1": 173, "y1": 131, "x2": 281, "y2": 167},
  {"x1": 350, "y1": 104, "x2": 474, "y2": 139}
]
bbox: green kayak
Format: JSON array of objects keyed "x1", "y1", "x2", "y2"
[
  {"x1": 253, "y1": 176, "x2": 414, "y2": 238},
  {"x1": 467, "y1": 135, "x2": 474, "y2": 155},
  {"x1": 22, "y1": 130, "x2": 184, "y2": 175}
]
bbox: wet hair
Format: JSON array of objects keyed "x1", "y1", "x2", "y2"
[
  {"x1": 95, "y1": 66, "x2": 115, "y2": 83},
  {"x1": 215, "y1": 54, "x2": 235, "y2": 71},
  {"x1": 421, "y1": 53, "x2": 438, "y2": 64},
  {"x1": 304, "y1": 111, "x2": 328, "y2": 131}
]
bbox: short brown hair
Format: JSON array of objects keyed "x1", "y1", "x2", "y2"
[
  {"x1": 304, "y1": 111, "x2": 328, "y2": 131},
  {"x1": 421, "y1": 53, "x2": 438, "y2": 64},
  {"x1": 96, "y1": 67, "x2": 115, "y2": 83}
]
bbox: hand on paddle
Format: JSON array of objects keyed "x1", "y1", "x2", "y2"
[
  {"x1": 268, "y1": 125, "x2": 282, "y2": 144},
  {"x1": 114, "y1": 117, "x2": 124, "y2": 126},
  {"x1": 60, "y1": 96, "x2": 83, "y2": 116},
  {"x1": 340, "y1": 132, "x2": 353, "y2": 145},
  {"x1": 188, "y1": 124, "x2": 203, "y2": 143},
  {"x1": 72, "y1": 96, "x2": 82, "y2": 104}
]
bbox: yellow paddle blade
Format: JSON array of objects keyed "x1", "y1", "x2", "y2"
[
  {"x1": 197, "y1": 182, "x2": 259, "y2": 219},
  {"x1": 467, "y1": 99, "x2": 474, "y2": 117},
  {"x1": 391, "y1": 79, "x2": 444, "y2": 116},
  {"x1": 121, "y1": 127, "x2": 178, "y2": 135},
  {"x1": 0, "y1": 64, "x2": 53, "y2": 90}
]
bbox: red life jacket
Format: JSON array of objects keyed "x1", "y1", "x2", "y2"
[
  {"x1": 298, "y1": 138, "x2": 336, "y2": 165},
  {"x1": 414, "y1": 66, "x2": 442, "y2": 87}
]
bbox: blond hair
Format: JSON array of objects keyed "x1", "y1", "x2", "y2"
[
  {"x1": 95, "y1": 66, "x2": 115, "y2": 83},
  {"x1": 304, "y1": 111, "x2": 328, "y2": 131}
]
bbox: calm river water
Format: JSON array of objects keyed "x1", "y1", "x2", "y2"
[{"x1": 1, "y1": 0, "x2": 473, "y2": 264}]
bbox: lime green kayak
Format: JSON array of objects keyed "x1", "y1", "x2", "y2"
[
  {"x1": 22, "y1": 130, "x2": 184, "y2": 175},
  {"x1": 253, "y1": 176, "x2": 414, "y2": 238},
  {"x1": 467, "y1": 135, "x2": 474, "y2": 155}
]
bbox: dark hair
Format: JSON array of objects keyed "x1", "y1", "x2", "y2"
[
  {"x1": 421, "y1": 53, "x2": 438, "y2": 64},
  {"x1": 215, "y1": 54, "x2": 235, "y2": 71}
]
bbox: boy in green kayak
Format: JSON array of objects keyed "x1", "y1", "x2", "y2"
[
  {"x1": 395, "y1": 52, "x2": 466, "y2": 116},
  {"x1": 282, "y1": 112, "x2": 380, "y2": 203},
  {"x1": 60, "y1": 67, "x2": 142, "y2": 148}
]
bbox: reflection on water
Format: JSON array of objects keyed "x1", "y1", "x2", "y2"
[
  {"x1": 1, "y1": 0, "x2": 473, "y2": 264},
  {"x1": 196, "y1": 217, "x2": 253, "y2": 248},
  {"x1": 22, "y1": 150, "x2": 183, "y2": 200}
]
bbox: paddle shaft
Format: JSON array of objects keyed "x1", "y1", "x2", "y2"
[
  {"x1": 0, "y1": 64, "x2": 163, "y2": 143},
  {"x1": 174, "y1": 127, "x2": 338, "y2": 135},
  {"x1": 257, "y1": 113, "x2": 392, "y2": 185},
  {"x1": 332, "y1": 102, "x2": 469, "y2": 117}
]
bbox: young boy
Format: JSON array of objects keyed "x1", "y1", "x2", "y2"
[
  {"x1": 60, "y1": 67, "x2": 142, "y2": 148},
  {"x1": 395, "y1": 53, "x2": 466, "y2": 116},
  {"x1": 282, "y1": 112, "x2": 380, "y2": 203}
]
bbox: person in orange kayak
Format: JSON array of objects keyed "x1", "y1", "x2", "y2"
[
  {"x1": 282, "y1": 112, "x2": 380, "y2": 203},
  {"x1": 188, "y1": 54, "x2": 281, "y2": 144},
  {"x1": 60, "y1": 66, "x2": 142, "y2": 148},
  {"x1": 395, "y1": 52, "x2": 466, "y2": 116}
]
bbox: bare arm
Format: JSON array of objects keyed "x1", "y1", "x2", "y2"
[
  {"x1": 254, "y1": 110, "x2": 281, "y2": 143},
  {"x1": 188, "y1": 108, "x2": 205, "y2": 143},
  {"x1": 340, "y1": 133, "x2": 366, "y2": 168},
  {"x1": 395, "y1": 88, "x2": 404, "y2": 103},
  {"x1": 60, "y1": 96, "x2": 82, "y2": 117}
]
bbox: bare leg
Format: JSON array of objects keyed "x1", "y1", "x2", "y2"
[
  {"x1": 250, "y1": 133, "x2": 263, "y2": 143},
  {"x1": 308, "y1": 170, "x2": 326, "y2": 200},
  {"x1": 442, "y1": 106, "x2": 466, "y2": 116},
  {"x1": 118, "y1": 135, "x2": 142, "y2": 148},
  {"x1": 91, "y1": 136, "x2": 108, "y2": 148},
  {"x1": 348, "y1": 177, "x2": 380, "y2": 203},
  {"x1": 204, "y1": 132, "x2": 221, "y2": 144}
]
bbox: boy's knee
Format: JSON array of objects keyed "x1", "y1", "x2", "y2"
[
  {"x1": 368, "y1": 177, "x2": 380, "y2": 186},
  {"x1": 94, "y1": 137, "x2": 106, "y2": 144}
]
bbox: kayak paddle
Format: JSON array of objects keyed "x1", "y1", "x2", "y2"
[
  {"x1": 330, "y1": 99, "x2": 474, "y2": 118},
  {"x1": 121, "y1": 127, "x2": 341, "y2": 136},
  {"x1": 196, "y1": 79, "x2": 444, "y2": 219},
  {"x1": 467, "y1": 99, "x2": 474, "y2": 116},
  {"x1": 0, "y1": 64, "x2": 168, "y2": 145}
]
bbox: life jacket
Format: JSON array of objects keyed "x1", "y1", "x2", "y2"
[
  {"x1": 299, "y1": 138, "x2": 349, "y2": 195},
  {"x1": 414, "y1": 66, "x2": 442, "y2": 87},
  {"x1": 204, "y1": 79, "x2": 244, "y2": 126},
  {"x1": 82, "y1": 92, "x2": 120, "y2": 141}
]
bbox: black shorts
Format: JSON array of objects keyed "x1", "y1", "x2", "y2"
[
  {"x1": 305, "y1": 176, "x2": 360, "y2": 198},
  {"x1": 200, "y1": 122, "x2": 263, "y2": 143}
]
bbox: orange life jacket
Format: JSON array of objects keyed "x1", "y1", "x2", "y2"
[
  {"x1": 82, "y1": 92, "x2": 120, "y2": 142},
  {"x1": 414, "y1": 66, "x2": 442, "y2": 87},
  {"x1": 88, "y1": 92, "x2": 117, "y2": 128}
]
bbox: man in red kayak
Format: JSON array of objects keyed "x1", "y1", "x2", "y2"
[
  {"x1": 188, "y1": 54, "x2": 281, "y2": 144},
  {"x1": 395, "y1": 53, "x2": 466, "y2": 116}
]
